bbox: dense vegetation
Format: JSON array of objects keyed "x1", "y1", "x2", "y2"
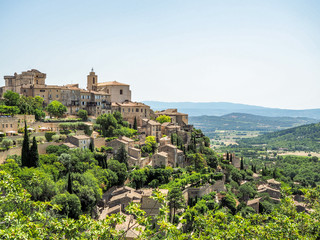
[
  {"x1": 238, "y1": 122, "x2": 320, "y2": 152},
  {"x1": 0, "y1": 90, "x2": 45, "y2": 120}
]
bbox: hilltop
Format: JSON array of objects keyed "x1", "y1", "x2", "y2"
[
  {"x1": 238, "y1": 122, "x2": 320, "y2": 152},
  {"x1": 144, "y1": 101, "x2": 320, "y2": 119}
]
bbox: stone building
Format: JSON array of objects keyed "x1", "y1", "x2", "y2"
[
  {"x1": 0, "y1": 114, "x2": 35, "y2": 135},
  {"x1": 140, "y1": 119, "x2": 162, "y2": 141},
  {"x1": 112, "y1": 102, "x2": 151, "y2": 127},
  {"x1": 68, "y1": 135, "x2": 92, "y2": 149},
  {"x1": 158, "y1": 144, "x2": 185, "y2": 167},
  {"x1": 97, "y1": 81, "x2": 131, "y2": 103},
  {"x1": 155, "y1": 109, "x2": 189, "y2": 126},
  {"x1": 246, "y1": 198, "x2": 261, "y2": 213},
  {"x1": 151, "y1": 152, "x2": 168, "y2": 168}
]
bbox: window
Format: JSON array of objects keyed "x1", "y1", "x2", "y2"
[
  {"x1": 81, "y1": 95, "x2": 84, "y2": 99},
  {"x1": 141, "y1": 109, "x2": 143, "y2": 112},
  {"x1": 136, "y1": 108, "x2": 139, "y2": 112},
  {"x1": 10, "y1": 124, "x2": 12, "y2": 128},
  {"x1": 82, "y1": 102, "x2": 85, "y2": 106},
  {"x1": 24, "y1": 90, "x2": 26, "y2": 92},
  {"x1": 93, "y1": 77, "x2": 95, "y2": 84},
  {"x1": 107, "y1": 89, "x2": 109, "y2": 94},
  {"x1": 40, "y1": 90, "x2": 45, "y2": 92},
  {"x1": 87, "y1": 95, "x2": 90, "y2": 99},
  {"x1": 56, "y1": 95, "x2": 59, "y2": 98},
  {"x1": 36, "y1": 80, "x2": 38, "y2": 84},
  {"x1": 120, "y1": 89, "x2": 123, "y2": 95},
  {"x1": 6, "y1": 124, "x2": 8, "y2": 128},
  {"x1": 49, "y1": 94, "x2": 52, "y2": 98},
  {"x1": 128, "y1": 108, "x2": 130, "y2": 112}
]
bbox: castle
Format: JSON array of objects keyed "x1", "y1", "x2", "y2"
[{"x1": 0, "y1": 69, "x2": 151, "y2": 126}]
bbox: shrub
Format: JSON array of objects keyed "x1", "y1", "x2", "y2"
[
  {"x1": 52, "y1": 135, "x2": 61, "y2": 143},
  {"x1": 45, "y1": 132, "x2": 56, "y2": 142}
]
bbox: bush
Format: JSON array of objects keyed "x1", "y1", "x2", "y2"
[
  {"x1": 1, "y1": 138, "x2": 13, "y2": 150},
  {"x1": 36, "y1": 136, "x2": 46, "y2": 143},
  {"x1": 52, "y1": 135, "x2": 61, "y2": 143},
  {"x1": 45, "y1": 132, "x2": 56, "y2": 142},
  {"x1": 78, "y1": 110, "x2": 88, "y2": 121}
]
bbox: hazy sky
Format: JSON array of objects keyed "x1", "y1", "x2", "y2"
[{"x1": 0, "y1": 0, "x2": 319, "y2": 109}]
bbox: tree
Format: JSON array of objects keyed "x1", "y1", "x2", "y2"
[
  {"x1": 96, "y1": 113, "x2": 117, "y2": 137},
  {"x1": 115, "y1": 144, "x2": 128, "y2": 167},
  {"x1": 78, "y1": 109, "x2": 88, "y2": 121},
  {"x1": 156, "y1": 115, "x2": 171, "y2": 124},
  {"x1": 142, "y1": 136, "x2": 157, "y2": 154},
  {"x1": 52, "y1": 193, "x2": 81, "y2": 219},
  {"x1": 240, "y1": 157, "x2": 244, "y2": 170},
  {"x1": 168, "y1": 187, "x2": 185, "y2": 223},
  {"x1": 89, "y1": 140, "x2": 94, "y2": 152},
  {"x1": 46, "y1": 100, "x2": 67, "y2": 118},
  {"x1": 133, "y1": 116, "x2": 137, "y2": 130},
  {"x1": 21, "y1": 122, "x2": 30, "y2": 167},
  {"x1": 107, "y1": 159, "x2": 127, "y2": 185},
  {"x1": 221, "y1": 194, "x2": 237, "y2": 214},
  {"x1": 238, "y1": 183, "x2": 257, "y2": 201},
  {"x1": 29, "y1": 136, "x2": 39, "y2": 168},
  {"x1": 1, "y1": 138, "x2": 13, "y2": 150},
  {"x1": 67, "y1": 172, "x2": 73, "y2": 194},
  {"x1": 3, "y1": 90, "x2": 20, "y2": 106}
]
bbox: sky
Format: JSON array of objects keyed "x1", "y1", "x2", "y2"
[{"x1": 0, "y1": 0, "x2": 319, "y2": 109}]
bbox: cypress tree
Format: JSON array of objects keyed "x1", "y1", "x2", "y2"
[
  {"x1": 21, "y1": 122, "x2": 30, "y2": 167},
  {"x1": 230, "y1": 153, "x2": 233, "y2": 162},
  {"x1": 133, "y1": 117, "x2": 137, "y2": 130},
  {"x1": 240, "y1": 157, "x2": 244, "y2": 170},
  {"x1": 226, "y1": 152, "x2": 229, "y2": 161},
  {"x1": 89, "y1": 140, "x2": 94, "y2": 152},
  {"x1": 67, "y1": 172, "x2": 73, "y2": 194},
  {"x1": 30, "y1": 136, "x2": 39, "y2": 168}
]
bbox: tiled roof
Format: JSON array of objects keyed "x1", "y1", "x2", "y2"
[{"x1": 98, "y1": 80, "x2": 129, "y2": 86}]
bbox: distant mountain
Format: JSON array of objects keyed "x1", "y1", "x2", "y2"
[
  {"x1": 143, "y1": 101, "x2": 320, "y2": 119},
  {"x1": 239, "y1": 122, "x2": 320, "y2": 152},
  {"x1": 189, "y1": 113, "x2": 318, "y2": 133}
]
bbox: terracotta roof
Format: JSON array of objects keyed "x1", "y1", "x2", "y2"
[
  {"x1": 120, "y1": 136, "x2": 134, "y2": 142},
  {"x1": 71, "y1": 135, "x2": 91, "y2": 140},
  {"x1": 247, "y1": 198, "x2": 261, "y2": 206},
  {"x1": 112, "y1": 101, "x2": 149, "y2": 107},
  {"x1": 98, "y1": 80, "x2": 129, "y2": 86},
  {"x1": 148, "y1": 120, "x2": 160, "y2": 126},
  {"x1": 156, "y1": 151, "x2": 168, "y2": 157}
]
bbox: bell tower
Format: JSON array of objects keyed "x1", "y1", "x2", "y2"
[{"x1": 87, "y1": 68, "x2": 98, "y2": 91}]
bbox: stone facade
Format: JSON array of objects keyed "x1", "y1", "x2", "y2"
[
  {"x1": 68, "y1": 135, "x2": 92, "y2": 149},
  {"x1": 152, "y1": 152, "x2": 168, "y2": 168},
  {"x1": 97, "y1": 81, "x2": 131, "y2": 103},
  {"x1": 112, "y1": 102, "x2": 151, "y2": 127},
  {"x1": 158, "y1": 144, "x2": 185, "y2": 167}
]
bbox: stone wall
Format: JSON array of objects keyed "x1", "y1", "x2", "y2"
[{"x1": 93, "y1": 137, "x2": 106, "y2": 148}]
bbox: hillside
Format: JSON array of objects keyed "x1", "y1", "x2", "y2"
[
  {"x1": 144, "y1": 101, "x2": 320, "y2": 119},
  {"x1": 189, "y1": 113, "x2": 318, "y2": 133},
  {"x1": 238, "y1": 122, "x2": 320, "y2": 152}
]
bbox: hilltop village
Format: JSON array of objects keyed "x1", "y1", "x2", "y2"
[{"x1": 0, "y1": 69, "x2": 314, "y2": 239}]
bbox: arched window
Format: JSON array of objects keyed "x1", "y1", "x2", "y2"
[{"x1": 92, "y1": 77, "x2": 95, "y2": 84}]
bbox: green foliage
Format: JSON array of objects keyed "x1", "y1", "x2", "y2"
[
  {"x1": 45, "y1": 131, "x2": 56, "y2": 142},
  {"x1": 114, "y1": 144, "x2": 128, "y2": 167},
  {"x1": 46, "y1": 100, "x2": 67, "y2": 118},
  {"x1": 77, "y1": 109, "x2": 88, "y2": 121},
  {"x1": 21, "y1": 122, "x2": 30, "y2": 167},
  {"x1": 3, "y1": 90, "x2": 20, "y2": 106},
  {"x1": 52, "y1": 192, "x2": 81, "y2": 219},
  {"x1": 142, "y1": 136, "x2": 157, "y2": 154},
  {"x1": 29, "y1": 136, "x2": 40, "y2": 168},
  {"x1": 0, "y1": 105, "x2": 20, "y2": 116},
  {"x1": 168, "y1": 186, "x2": 185, "y2": 222},
  {"x1": 156, "y1": 115, "x2": 171, "y2": 124},
  {"x1": 107, "y1": 159, "x2": 127, "y2": 186},
  {"x1": 46, "y1": 144, "x2": 69, "y2": 155},
  {"x1": 1, "y1": 138, "x2": 13, "y2": 150}
]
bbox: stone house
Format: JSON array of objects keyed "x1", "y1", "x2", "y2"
[
  {"x1": 0, "y1": 114, "x2": 35, "y2": 135},
  {"x1": 151, "y1": 152, "x2": 168, "y2": 168},
  {"x1": 257, "y1": 185, "x2": 281, "y2": 199},
  {"x1": 68, "y1": 135, "x2": 91, "y2": 149},
  {"x1": 112, "y1": 102, "x2": 151, "y2": 127},
  {"x1": 246, "y1": 198, "x2": 261, "y2": 213},
  {"x1": 158, "y1": 144, "x2": 185, "y2": 167}
]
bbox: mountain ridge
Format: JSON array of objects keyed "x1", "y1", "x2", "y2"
[{"x1": 143, "y1": 101, "x2": 320, "y2": 119}]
